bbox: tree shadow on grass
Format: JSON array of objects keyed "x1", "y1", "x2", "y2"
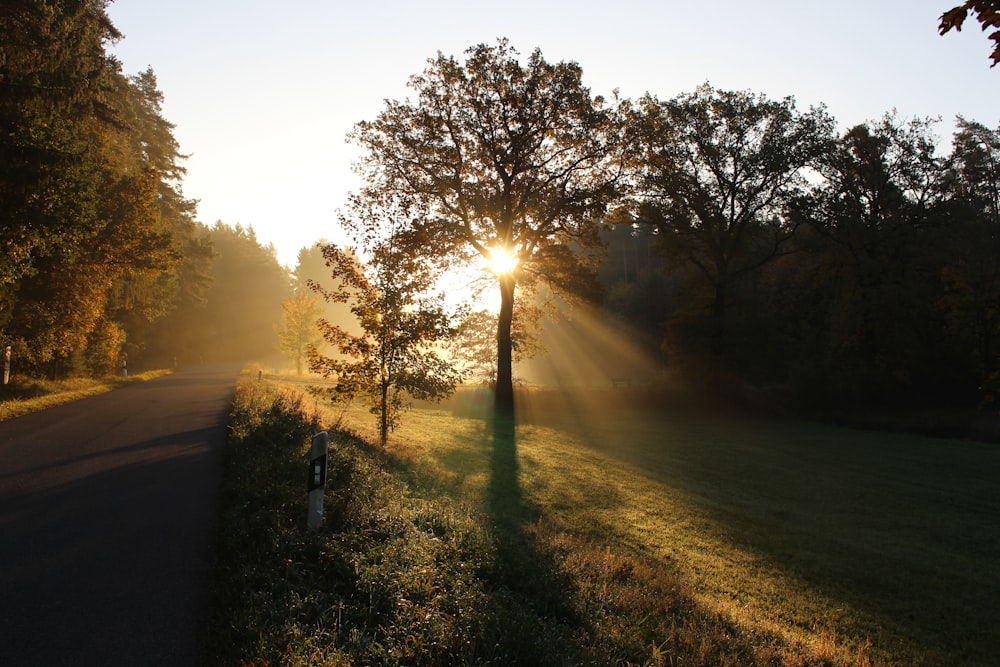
[
  {"x1": 476, "y1": 406, "x2": 789, "y2": 666},
  {"x1": 476, "y1": 409, "x2": 597, "y2": 658},
  {"x1": 361, "y1": 398, "x2": 835, "y2": 664},
  {"x1": 486, "y1": 411, "x2": 521, "y2": 527},
  {"x1": 510, "y1": 389, "x2": 996, "y2": 666}
]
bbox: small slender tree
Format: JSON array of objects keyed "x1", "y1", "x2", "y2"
[{"x1": 308, "y1": 195, "x2": 463, "y2": 446}]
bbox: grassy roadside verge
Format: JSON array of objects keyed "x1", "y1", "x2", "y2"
[
  {"x1": 210, "y1": 373, "x2": 913, "y2": 666},
  {"x1": 0, "y1": 370, "x2": 172, "y2": 421}
]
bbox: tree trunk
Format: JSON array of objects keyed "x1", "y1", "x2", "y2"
[
  {"x1": 495, "y1": 275, "x2": 516, "y2": 416},
  {"x1": 379, "y1": 379, "x2": 389, "y2": 446},
  {"x1": 710, "y1": 279, "x2": 727, "y2": 359}
]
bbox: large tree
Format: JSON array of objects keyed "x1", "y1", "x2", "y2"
[
  {"x1": 0, "y1": 3, "x2": 209, "y2": 375},
  {"x1": 628, "y1": 85, "x2": 835, "y2": 365},
  {"x1": 0, "y1": 0, "x2": 122, "y2": 292},
  {"x1": 350, "y1": 39, "x2": 625, "y2": 414},
  {"x1": 798, "y1": 115, "x2": 949, "y2": 398}
]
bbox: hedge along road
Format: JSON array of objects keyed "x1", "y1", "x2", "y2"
[{"x1": 0, "y1": 364, "x2": 240, "y2": 666}]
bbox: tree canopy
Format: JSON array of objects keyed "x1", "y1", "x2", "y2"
[
  {"x1": 0, "y1": 1, "x2": 211, "y2": 375},
  {"x1": 628, "y1": 85, "x2": 835, "y2": 364},
  {"x1": 3, "y1": 11, "x2": 998, "y2": 418},
  {"x1": 350, "y1": 39, "x2": 626, "y2": 414}
]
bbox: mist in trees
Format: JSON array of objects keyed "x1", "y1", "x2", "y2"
[
  {"x1": 292, "y1": 243, "x2": 361, "y2": 343},
  {"x1": 308, "y1": 195, "x2": 463, "y2": 446},
  {"x1": 0, "y1": 2, "x2": 292, "y2": 378},
  {"x1": 350, "y1": 39, "x2": 625, "y2": 415},
  {"x1": 3, "y1": 6, "x2": 998, "y2": 420},
  {"x1": 164, "y1": 222, "x2": 289, "y2": 366},
  {"x1": 275, "y1": 289, "x2": 322, "y2": 376}
]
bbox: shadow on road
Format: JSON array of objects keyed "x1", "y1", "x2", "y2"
[{"x1": 0, "y1": 365, "x2": 237, "y2": 666}]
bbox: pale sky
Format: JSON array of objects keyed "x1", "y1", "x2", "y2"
[{"x1": 106, "y1": 0, "x2": 998, "y2": 268}]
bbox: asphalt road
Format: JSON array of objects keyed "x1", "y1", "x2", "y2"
[{"x1": 0, "y1": 365, "x2": 239, "y2": 666}]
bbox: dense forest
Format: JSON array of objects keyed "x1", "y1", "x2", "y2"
[
  {"x1": 600, "y1": 106, "x2": 1000, "y2": 411},
  {"x1": 0, "y1": 0, "x2": 289, "y2": 375},
  {"x1": 2, "y1": 1, "x2": 998, "y2": 414}
]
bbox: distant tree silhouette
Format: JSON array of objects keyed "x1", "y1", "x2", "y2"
[
  {"x1": 188, "y1": 223, "x2": 290, "y2": 363},
  {"x1": 938, "y1": 118, "x2": 1000, "y2": 385},
  {"x1": 275, "y1": 289, "x2": 322, "y2": 375},
  {"x1": 628, "y1": 85, "x2": 835, "y2": 367},
  {"x1": 787, "y1": 115, "x2": 955, "y2": 401}
]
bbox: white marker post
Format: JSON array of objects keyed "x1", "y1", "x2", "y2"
[{"x1": 307, "y1": 431, "x2": 329, "y2": 531}]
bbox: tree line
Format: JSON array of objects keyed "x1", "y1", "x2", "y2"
[
  {"x1": 4, "y1": 4, "x2": 997, "y2": 421},
  {"x1": 605, "y1": 95, "x2": 1000, "y2": 411},
  {"x1": 338, "y1": 40, "x2": 1000, "y2": 420},
  {"x1": 1, "y1": 1, "x2": 289, "y2": 378}
]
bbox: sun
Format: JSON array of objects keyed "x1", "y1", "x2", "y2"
[
  {"x1": 486, "y1": 245, "x2": 519, "y2": 276},
  {"x1": 434, "y1": 246, "x2": 520, "y2": 315}
]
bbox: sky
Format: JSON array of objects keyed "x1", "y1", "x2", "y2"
[{"x1": 106, "y1": 0, "x2": 999, "y2": 268}]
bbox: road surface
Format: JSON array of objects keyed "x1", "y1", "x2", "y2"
[{"x1": 0, "y1": 365, "x2": 239, "y2": 666}]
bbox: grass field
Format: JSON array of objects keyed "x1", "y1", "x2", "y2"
[
  {"x1": 213, "y1": 372, "x2": 1000, "y2": 665},
  {"x1": 337, "y1": 385, "x2": 999, "y2": 666}
]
